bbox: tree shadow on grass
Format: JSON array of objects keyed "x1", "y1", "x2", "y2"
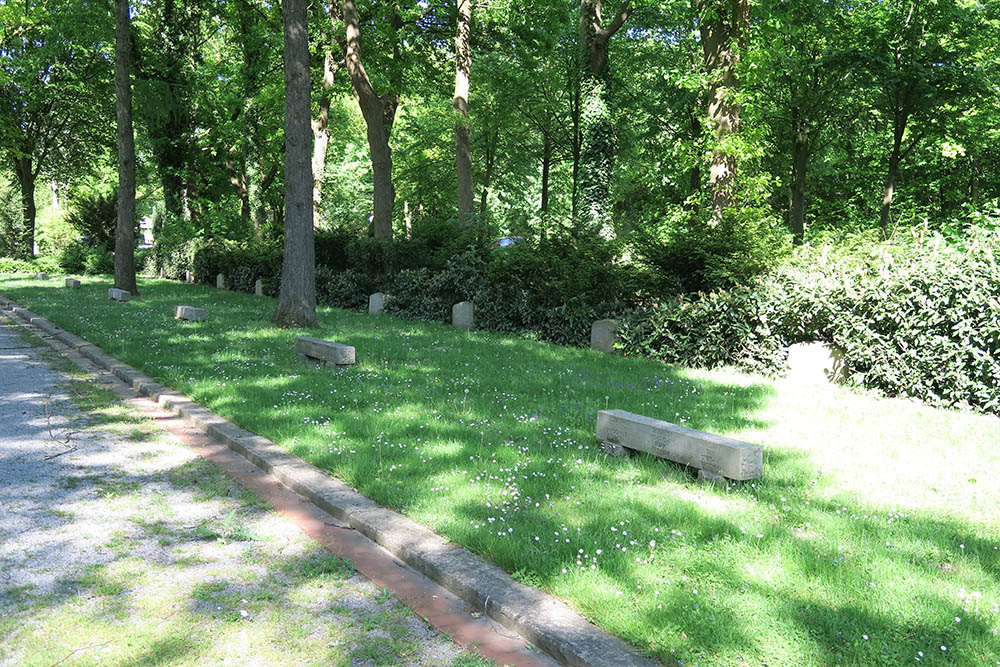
[{"x1": 5, "y1": 278, "x2": 999, "y2": 664}]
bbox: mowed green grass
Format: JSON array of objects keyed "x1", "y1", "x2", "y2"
[{"x1": 4, "y1": 275, "x2": 999, "y2": 666}]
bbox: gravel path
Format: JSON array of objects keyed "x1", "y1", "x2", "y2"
[{"x1": 0, "y1": 319, "x2": 486, "y2": 667}]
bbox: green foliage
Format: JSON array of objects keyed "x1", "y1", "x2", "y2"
[
  {"x1": 191, "y1": 239, "x2": 282, "y2": 292},
  {"x1": 635, "y1": 202, "x2": 792, "y2": 292},
  {"x1": 623, "y1": 224, "x2": 1000, "y2": 414},
  {"x1": 0, "y1": 181, "x2": 25, "y2": 257},
  {"x1": 65, "y1": 190, "x2": 118, "y2": 251},
  {"x1": 315, "y1": 267, "x2": 370, "y2": 310},
  {"x1": 0, "y1": 257, "x2": 38, "y2": 274}
]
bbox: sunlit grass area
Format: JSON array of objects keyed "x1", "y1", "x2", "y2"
[{"x1": 4, "y1": 275, "x2": 999, "y2": 666}]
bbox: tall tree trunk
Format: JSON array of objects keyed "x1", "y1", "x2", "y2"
[
  {"x1": 272, "y1": 0, "x2": 316, "y2": 328},
  {"x1": 344, "y1": 0, "x2": 397, "y2": 239},
  {"x1": 697, "y1": 0, "x2": 748, "y2": 223},
  {"x1": 879, "y1": 111, "x2": 907, "y2": 236},
  {"x1": 479, "y1": 128, "x2": 497, "y2": 217},
  {"x1": 969, "y1": 153, "x2": 980, "y2": 205},
  {"x1": 453, "y1": 0, "x2": 474, "y2": 225},
  {"x1": 541, "y1": 133, "x2": 552, "y2": 214},
  {"x1": 578, "y1": 0, "x2": 632, "y2": 236},
  {"x1": 687, "y1": 104, "x2": 701, "y2": 205},
  {"x1": 312, "y1": 48, "x2": 336, "y2": 228},
  {"x1": 114, "y1": 0, "x2": 139, "y2": 295},
  {"x1": 12, "y1": 157, "x2": 35, "y2": 258},
  {"x1": 789, "y1": 123, "x2": 810, "y2": 245}
]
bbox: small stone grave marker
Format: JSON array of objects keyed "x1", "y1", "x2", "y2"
[
  {"x1": 216, "y1": 273, "x2": 227, "y2": 290},
  {"x1": 295, "y1": 336, "x2": 356, "y2": 367},
  {"x1": 65, "y1": 278, "x2": 81, "y2": 289},
  {"x1": 369, "y1": 292, "x2": 384, "y2": 315},
  {"x1": 174, "y1": 305, "x2": 207, "y2": 322},
  {"x1": 34, "y1": 272, "x2": 48, "y2": 280},
  {"x1": 452, "y1": 301, "x2": 474, "y2": 331},
  {"x1": 185, "y1": 270, "x2": 194, "y2": 284},
  {"x1": 108, "y1": 288, "x2": 131, "y2": 302},
  {"x1": 596, "y1": 409, "x2": 762, "y2": 481},
  {"x1": 590, "y1": 319, "x2": 618, "y2": 354},
  {"x1": 255, "y1": 279, "x2": 263, "y2": 297}
]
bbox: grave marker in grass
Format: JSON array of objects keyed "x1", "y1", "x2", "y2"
[
  {"x1": 452, "y1": 301, "x2": 474, "y2": 330},
  {"x1": 596, "y1": 409, "x2": 762, "y2": 481},
  {"x1": 369, "y1": 292, "x2": 384, "y2": 314},
  {"x1": 591, "y1": 319, "x2": 618, "y2": 353},
  {"x1": 108, "y1": 288, "x2": 130, "y2": 302},
  {"x1": 295, "y1": 336, "x2": 355, "y2": 367},
  {"x1": 65, "y1": 278, "x2": 81, "y2": 289},
  {"x1": 216, "y1": 273, "x2": 227, "y2": 290},
  {"x1": 175, "y1": 305, "x2": 207, "y2": 322}
]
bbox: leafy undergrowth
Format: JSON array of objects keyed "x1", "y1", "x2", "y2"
[{"x1": 3, "y1": 275, "x2": 999, "y2": 666}]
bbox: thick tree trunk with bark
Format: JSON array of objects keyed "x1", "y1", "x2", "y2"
[
  {"x1": 454, "y1": 0, "x2": 474, "y2": 225},
  {"x1": 789, "y1": 124, "x2": 810, "y2": 245},
  {"x1": 578, "y1": 0, "x2": 631, "y2": 236},
  {"x1": 114, "y1": 0, "x2": 139, "y2": 295},
  {"x1": 272, "y1": 0, "x2": 317, "y2": 328},
  {"x1": 697, "y1": 0, "x2": 748, "y2": 223},
  {"x1": 344, "y1": 0, "x2": 397, "y2": 239},
  {"x1": 12, "y1": 157, "x2": 35, "y2": 258}
]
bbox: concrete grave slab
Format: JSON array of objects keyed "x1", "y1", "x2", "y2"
[
  {"x1": 174, "y1": 305, "x2": 207, "y2": 322},
  {"x1": 597, "y1": 409, "x2": 763, "y2": 481},
  {"x1": 295, "y1": 336, "x2": 356, "y2": 366},
  {"x1": 65, "y1": 278, "x2": 81, "y2": 289},
  {"x1": 108, "y1": 288, "x2": 130, "y2": 302}
]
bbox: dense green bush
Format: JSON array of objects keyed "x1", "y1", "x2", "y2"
[
  {"x1": 191, "y1": 239, "x2": 282, "y2": 291},
  {"x1": 65, "y1": 189, "x2": 118, "y2": 251},
  {"x1": 316, "y1": 267, "x2": 370, "y2": 310},
  {"x1": 0, "y1": 257, "x2": 39, "y2": 274},
  {"x1": 58, "y1": 241, "x2": 89, "y2": 274},
  {"x1": 618, "y1": 285, "x2": 788, "y2": 375},
  {"x1": 620, "y1": 227, "x2": 1000, "y2": 413}
]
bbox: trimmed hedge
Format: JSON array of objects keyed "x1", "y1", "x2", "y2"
[{"x1": 620, "y1": 228, "x2": 1000, "y2": 414}]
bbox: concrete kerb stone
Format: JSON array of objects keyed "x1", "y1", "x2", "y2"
[{"x1": 0, "y1": 294, "x2": 659, "y2": 667}]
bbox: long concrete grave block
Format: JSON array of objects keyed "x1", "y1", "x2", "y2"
[
  {"x1": 34, "y1": 272, "x2": 49, "y2": 280},
  {"x1": 596, "y1": 409, "x2": 763, "y2": 481},
  {"x1": 65, "y1": 278, "x2": 81, "y2": 289},
  {"x1": 295, "y1": 336, "x2": 355, "y2": 367},
  {"x1": 368, "y1": 292, "x2": 384, "y2": 314},
  {"x1": 108, "y1": 288, "x2": 130, "y2": 302},
  {"x1": 452, "y1": 301, "x2": 474, "y2": 331},
  {"x1": 174, "y1": 305, "x2": 207, "y2": 322}
]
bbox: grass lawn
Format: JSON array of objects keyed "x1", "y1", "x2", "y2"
[{"x1": 3, "y1": 275, "x2": 999, "y2": 666}]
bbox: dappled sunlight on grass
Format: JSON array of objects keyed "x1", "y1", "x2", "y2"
[{"x1": 3, "y1": 276, "x2": 999, "y2": 665}]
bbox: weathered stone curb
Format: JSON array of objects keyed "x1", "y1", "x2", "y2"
[{"x1": 1, "y1": 295, "x2": 659, "y2": 667}]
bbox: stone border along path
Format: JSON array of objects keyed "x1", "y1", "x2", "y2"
[
  {"x1": 0, "y1": 293, "x2": 659, "y2": 667},
  {"x1": 0, "y1": 319, "x2": 494, "y2": 666}
]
